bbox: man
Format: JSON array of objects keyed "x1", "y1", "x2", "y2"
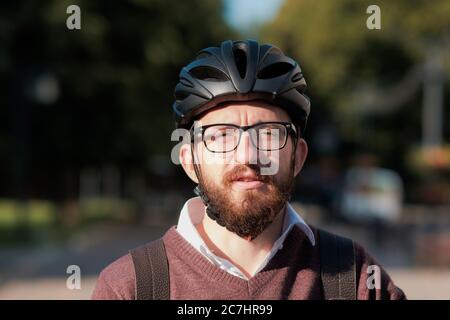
[{"x1": 92, "y1": 40, "x2": 406, "y2": 300}]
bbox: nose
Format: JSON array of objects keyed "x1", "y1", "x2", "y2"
[{"x1": 234, "y1": 131, "x2": 258, "y2": 165}]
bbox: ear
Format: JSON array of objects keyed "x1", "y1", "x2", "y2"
[
  {"x1": 294, "y1": 138, "x2": 308, "y2": 177},
  {"x1": 179, "y1": 143, "x2": 199, "y2": 183}
]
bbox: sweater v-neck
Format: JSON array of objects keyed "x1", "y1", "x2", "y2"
[{"x1": 163, "y1": 225, "x2": 307, "y2": 293}]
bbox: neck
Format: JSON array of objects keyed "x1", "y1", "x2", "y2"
[{"x1": 195, "y1": 204, "x2": 287, "y2": 279}]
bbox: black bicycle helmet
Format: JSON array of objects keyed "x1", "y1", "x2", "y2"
[{"x1": 173, "y1": 39, "x2": 310, "y2": 133}]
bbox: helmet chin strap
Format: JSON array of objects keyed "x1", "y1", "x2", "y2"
[
  {"x1": 191, "y1": 141, "x2": 240, "y2": 229},
  {"x1": 190, "y1": 142, "x2": 216, "y2": 218}
]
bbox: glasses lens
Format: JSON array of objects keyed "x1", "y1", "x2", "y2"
[
  {"x1": 203, "y1": 125, "x2": 240, "y2": 152},
  {"x1": 254, "y1": 123, "x2": 287, "y2": 151}
]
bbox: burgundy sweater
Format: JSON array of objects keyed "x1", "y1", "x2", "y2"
[{"x1": 91, "y1": 225, "x2": 406, "y2": 300}]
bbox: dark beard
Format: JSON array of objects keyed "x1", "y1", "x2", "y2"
[{"x1": 195, "y1": 164, "x2": 295, "y2": 240}]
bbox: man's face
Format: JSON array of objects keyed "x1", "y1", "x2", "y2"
[{"x1": 180, "y1": 101, "x2": 308, "y2": 240}]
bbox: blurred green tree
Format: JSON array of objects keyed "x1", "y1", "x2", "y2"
[
  {"x1": 261, "y1": 0, "x2": 450, "y2": 176},
  {"x1": 0, "y1": 0, "x2": 234, "y2": 199}
]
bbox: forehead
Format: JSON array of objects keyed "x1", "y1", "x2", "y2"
[{"x1": 196, "y1": 101, "x2": 292, "y2": 126}]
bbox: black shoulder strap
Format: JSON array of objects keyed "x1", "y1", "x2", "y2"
[
  {"x1": 129, "y1": 238, "x2": 170, "y2": 300},
  {"x1": 129, "y1": 231, "x2": 355, "y2": 300},
  {"x1": 319, "y1": 229, "x2": 356, "y2": 300}
]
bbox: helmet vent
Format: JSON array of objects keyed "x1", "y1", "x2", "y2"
[
  {"x1": 291, "y1": 72, "x2": 303, "y2": 82},
  {"x1": 175, "y1": 90, "x2": 189, "y2": 102},
  {"x1": 233, "y1": 47, "x2": 247, "y2": 79},
  {"x1": 180, "y1": 77, "x2": 194, "y2": 88},
  {"x1": 189, "y1": 66, "x2": 229, "y2": 82},
  {"x1": 296, "y1": 85, "x2": 307, "y2": 94},
  {"x1": 257, "y1": 62, "x2": 294, "y2": 79}
]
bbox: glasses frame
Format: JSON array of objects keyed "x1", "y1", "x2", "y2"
[{"x1": 190, "y1": 121, "x2": 298, "y2": 153}]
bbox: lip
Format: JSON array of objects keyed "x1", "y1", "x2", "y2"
[{"x1": 231, "y1": 179, "x2": 265, "y2": 190}]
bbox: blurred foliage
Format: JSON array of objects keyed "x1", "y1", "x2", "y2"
[
  {"x1": 0, "y1": 197, "x2": 137, "y2": 244},
  {"x1": 0, "y1": 200, "x2": 21, "y2": 227},
  {"x1": 0, "y1": 199, "x2": 56, "y2": 244},
  {"x1": 0, "y1": 199, "x2": 55, "y2": 227},
  {"x1": 1, "y1": 0, "x2": 449, "y2": 205},
  {"x1": 0, "y1": 0, "x2": 235, "y2": 199},
  {"x1": 408, "y1": 145, "x2": 450, "y2": 173},
  {"x1": 262, "y1": 0, "x2": 450, "y2": 105},
  {"x1": 261, "y1": 0, "x2": 450, "y2": 185},
  {"x1": 79, "y1": 196, "x2": 137, "y2": 223}
]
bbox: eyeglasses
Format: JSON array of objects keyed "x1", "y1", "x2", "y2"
[{"x1": 190, "y1": 121, "x2": 298, "y2": 153}]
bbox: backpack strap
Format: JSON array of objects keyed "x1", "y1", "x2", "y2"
[
  {"x1": 319, "y1": 229, "x2": 356, "y2": 300},
  {"x1": 129, "y1": 238, "x2": 170, "y2": 300}
]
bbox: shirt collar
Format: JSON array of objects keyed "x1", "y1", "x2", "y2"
[
  {"x1": 284, "y1": 202, "x2": 316, "y2": 246},
  {"x1": 175, "y1": 196, "x2": 315, "y2": 279},
  {"x1": 177, "y1": 197, "x2": 315, "y2": 248}
]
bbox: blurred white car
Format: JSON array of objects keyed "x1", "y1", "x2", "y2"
[{"x1": 339, "y1": 166, "x2": 404, "y2": 223}]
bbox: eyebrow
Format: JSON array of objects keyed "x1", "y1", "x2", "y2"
[{"x1": 196, "y1": 121, "x2": 288, "y2": 127}]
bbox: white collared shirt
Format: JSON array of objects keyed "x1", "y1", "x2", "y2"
[{"x1": 176, "y1": 196, "x2": 315, "y2": 280}]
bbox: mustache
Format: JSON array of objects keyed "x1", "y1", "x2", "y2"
[{"x1": 223, "y1": 164, "x2": 273, "y2": 185}]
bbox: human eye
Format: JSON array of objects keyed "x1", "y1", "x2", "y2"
[
  {"x1": 258, "y1": 124, "x2": 282, "y2": 137},
  {"x1": 205, "y1": 126, "x2": 235, "y2": 141}
]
